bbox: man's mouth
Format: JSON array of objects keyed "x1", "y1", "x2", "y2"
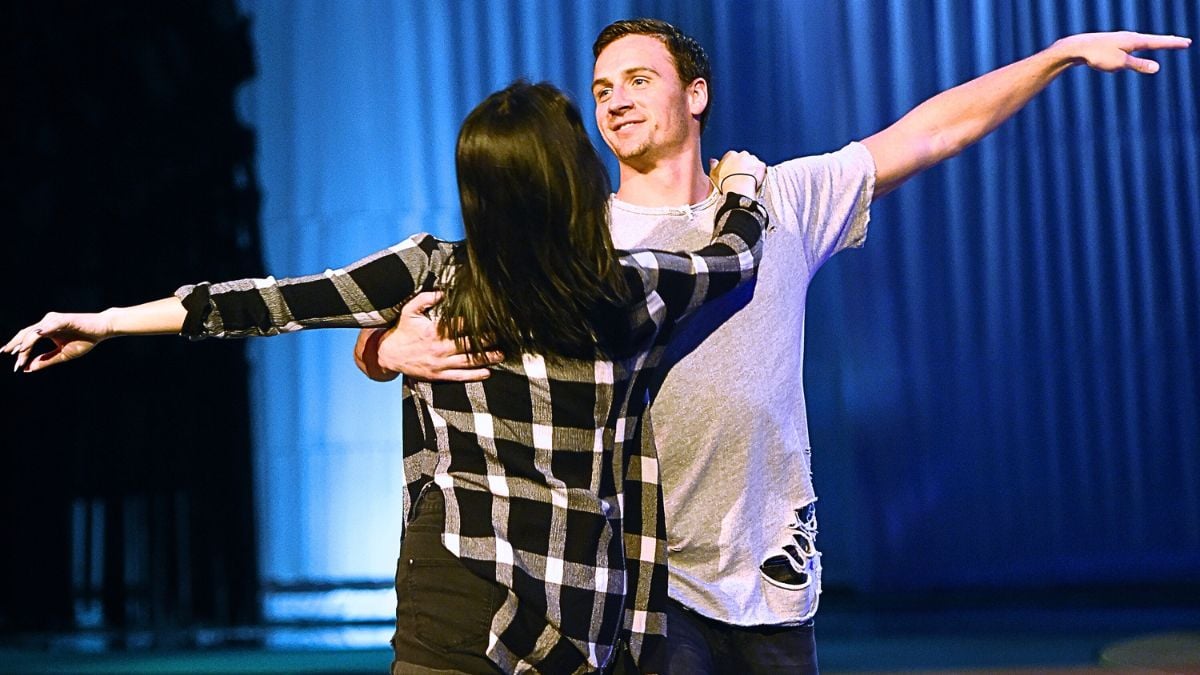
[{"x1": 612, "y1": 120, "x2": 642, "y2": 133}]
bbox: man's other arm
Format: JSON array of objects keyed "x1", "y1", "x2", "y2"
[{"x1": 862, "y1": 31, "x2": 1191, "y2": 198}]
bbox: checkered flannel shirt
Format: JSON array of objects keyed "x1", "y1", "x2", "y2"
[{"x1": 177, "y1": 192, "x2": 767, "y2": 673}]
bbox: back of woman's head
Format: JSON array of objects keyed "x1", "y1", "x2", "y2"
[{"x1": 443, "y1": 81, "x2": 627, "y2": 359}]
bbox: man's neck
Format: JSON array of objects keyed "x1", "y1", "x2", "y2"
[{"x1": 613, "y1": 145, "x2": 712, "y2": 208}]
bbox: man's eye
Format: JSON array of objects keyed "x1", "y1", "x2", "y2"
[
  {"x1": 596, "y1": 88, "x2": 611, "y2": 101},
  {"x1": 632, "y1": 77, "x2": 648, "y2": 86}
]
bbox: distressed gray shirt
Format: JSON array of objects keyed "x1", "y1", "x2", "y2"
[{"x1": 608, "y1": 142, "x2": 875, "y2": 626}]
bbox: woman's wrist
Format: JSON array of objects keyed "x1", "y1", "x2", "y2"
[
  {"x1": 101, "y1": 297, "x2": 187, "y2": 337},
  {"x1": 719, "y1": 175, "x2": 758, "y2": 196},
  {"x1": 97, "y1": 308, "x2": 125, "y2": 339}
]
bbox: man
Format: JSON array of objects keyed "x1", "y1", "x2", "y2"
[{"x1": 356, "y1": 19, "x2": 1189, "y2": 673}]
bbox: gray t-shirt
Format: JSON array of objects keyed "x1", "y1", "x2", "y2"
[{"x1": 609, "y1": 142, "x2": 875, "y2": 626}]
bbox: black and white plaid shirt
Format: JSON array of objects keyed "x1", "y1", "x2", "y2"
[{"x1": 178, "y1": 193, "x2": 766, "y2": 673}]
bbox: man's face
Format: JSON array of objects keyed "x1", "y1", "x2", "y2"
[{"x1": 591, "y1": 34, "x2": 701, "y2": 168}]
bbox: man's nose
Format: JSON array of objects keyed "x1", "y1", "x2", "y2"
[{"x1": 607, "y1": 87, "x2": 632, "y2": 113}]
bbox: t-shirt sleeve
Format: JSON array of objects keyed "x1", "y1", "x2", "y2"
[
  {"x1": 765, "y1": 141, "x2": 875, "y2": 272},
  {"x1": 175, "y1": 232, "x2": 443, "y2": 338},
  {"x1": 619, "y1": 193, "x2": 767, "y2": 335}
]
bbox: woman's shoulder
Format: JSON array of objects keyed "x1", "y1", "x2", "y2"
[
  {"x1": 395, "y1": 233, "x2": 462, "y2": 270},
  {"x1": 399, "y1": 232, "x2": 461, "y2": 252}
]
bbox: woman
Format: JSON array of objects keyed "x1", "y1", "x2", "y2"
[{"x1": 4, "y1": 81, "x2": 766, "y2": 674}]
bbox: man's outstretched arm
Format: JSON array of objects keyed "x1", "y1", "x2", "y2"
[
  {"x1": 352, "y1": 291, "x2": 503, "y2": 383},
  {"x1": 862, "y1": 31, "x2": 1191, "y2": 198}
]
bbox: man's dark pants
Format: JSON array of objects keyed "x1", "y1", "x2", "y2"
[{"x1": 664, "y1": 597, "x2": 818, "y2": 674}]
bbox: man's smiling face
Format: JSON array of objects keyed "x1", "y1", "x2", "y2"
[{"x1": 592, "y1": 34, "x2": 703, "y2": 169}]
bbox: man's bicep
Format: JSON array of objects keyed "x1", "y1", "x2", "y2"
[{"x1": 860, "y1": 126, "x2": 940, "y2": 199}]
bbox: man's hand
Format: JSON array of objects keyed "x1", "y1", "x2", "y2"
[
  {"x1": 353, "y1": 291, "x2": 504, "y2": 383},
  {"x1": 1056, "y1": 31, "x2": 1191, "y2": 74}
]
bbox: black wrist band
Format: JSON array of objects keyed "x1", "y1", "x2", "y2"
[{"x1": 719, "y1": 172, "x2": 759, "y2": 193}]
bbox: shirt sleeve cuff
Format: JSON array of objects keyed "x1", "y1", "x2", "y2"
[{"x1": 175, "y1": 282, "x2": 213, "y2": 338}]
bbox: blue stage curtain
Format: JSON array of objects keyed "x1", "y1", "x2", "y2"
[{"x1": 236, "y1": 0, "x2": 1198, "y2": 614}]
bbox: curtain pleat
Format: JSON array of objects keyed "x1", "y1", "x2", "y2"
[{"x1": 237, "y1": 0, "x2": 1199, "y2": 598}]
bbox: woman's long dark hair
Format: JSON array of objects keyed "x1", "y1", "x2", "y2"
[{"x1": 440, "y1": 81, "x2": 629, "y2": 359}]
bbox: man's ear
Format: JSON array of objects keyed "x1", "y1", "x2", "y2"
[{"x1": 687, "y1": 78, "x2": 709, "y2": 119}]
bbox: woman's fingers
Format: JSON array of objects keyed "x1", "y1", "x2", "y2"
[
  {"x1": 2, "y1": 329, "x2": 27, "y2": 354},
  {"x1": 25, "y1": 341, "x2": 91, "y2": 373},
  {"x1": 12, "y1": 339, "x2": 37, "y2": 372},
  {"x1": 5, "y1": 313, "x2": 67, "y2": 353},
  {"x1": 5, "y1": 325, "x2": 43, "y2": 371},
  {"x1": 6, "y1": 313, "x2": 103, "y2": 372},
  {"x1": 23, "y1": 346, "x2": 63, "y2": 373}
]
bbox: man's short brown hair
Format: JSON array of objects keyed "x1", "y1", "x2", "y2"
[{"x1": 593, "y1": 18, "x2": 712, "y2": 130}]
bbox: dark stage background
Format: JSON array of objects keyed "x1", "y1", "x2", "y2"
[
  {"x1": 2, "y1": 1, "x2": 261, "y2": 635},
  {"x1": 2, "y1": 0, "x2": 1198, "y2": 647}
]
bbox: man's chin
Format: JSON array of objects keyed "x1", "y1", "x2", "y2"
[{"x1": 614, "y1": 142, "x2": 654, "y2": 166}]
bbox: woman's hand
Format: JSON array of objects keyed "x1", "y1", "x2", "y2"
[
  {"x1": 5, "y1": 297, "x2": 186, "y2": 373},
  {"x1": 2, "y1": 311, "x2": 116, "y2": 373},
  {"x1": 710, "y1": 150, "x2": 766, "y2": 197}
]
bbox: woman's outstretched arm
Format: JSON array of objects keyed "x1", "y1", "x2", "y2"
[
  {"x1": 5, "y1": 232, "x2": 446, "y2": 373},
  {"x1": 3, "y1": 297, "x2": 186, "y2": 373}
]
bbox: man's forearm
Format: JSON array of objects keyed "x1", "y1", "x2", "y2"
[
  {"x1": 355, "y1": 327, "x2": 400, "y2": 382},
  {"x1": 862, "y1": 31, "x2": 1190, "y2": 197},
  {"x1": 866, "y1": 47, "x2": 1071, "y2": 194}
]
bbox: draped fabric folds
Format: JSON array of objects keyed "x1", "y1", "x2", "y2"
[{"x1": 236, "y1": 0, "x2": 1198, "y2": 612}]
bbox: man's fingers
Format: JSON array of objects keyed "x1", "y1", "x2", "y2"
[
  {"x1": 1130, "y1": 34, "x2": 1191, "y2": 51},
  {"x1": 1077, "y1": 32, "x2": 1190, "y2": 74},
  {"x1": 429, "y1": 338, "x2": 467, "y2": 358},
  {"x1": 459, "y1": 351, "x2": 505, "y2": 368},
  {"x1": 466, "y1": 350, "x2": 506, "y2": 367},
  {"x1": 435, "y1": 368, "x2": 493, "y2": 383},
  {"x1": 402, "y1": 291, "x2": 444, "y2": 318},
  {"x1": 423, "y1": 324, "x2": 501, "y2": 360},
  {"x1": 425, "y1": 351, "x2": 505, "y2": 369},
  {"x1": 430, "y1": 342, "x2": 504, "y2": 364},
  {"x1": 1126, "y1": 55, "x2": 1159, "y2": 74}
]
